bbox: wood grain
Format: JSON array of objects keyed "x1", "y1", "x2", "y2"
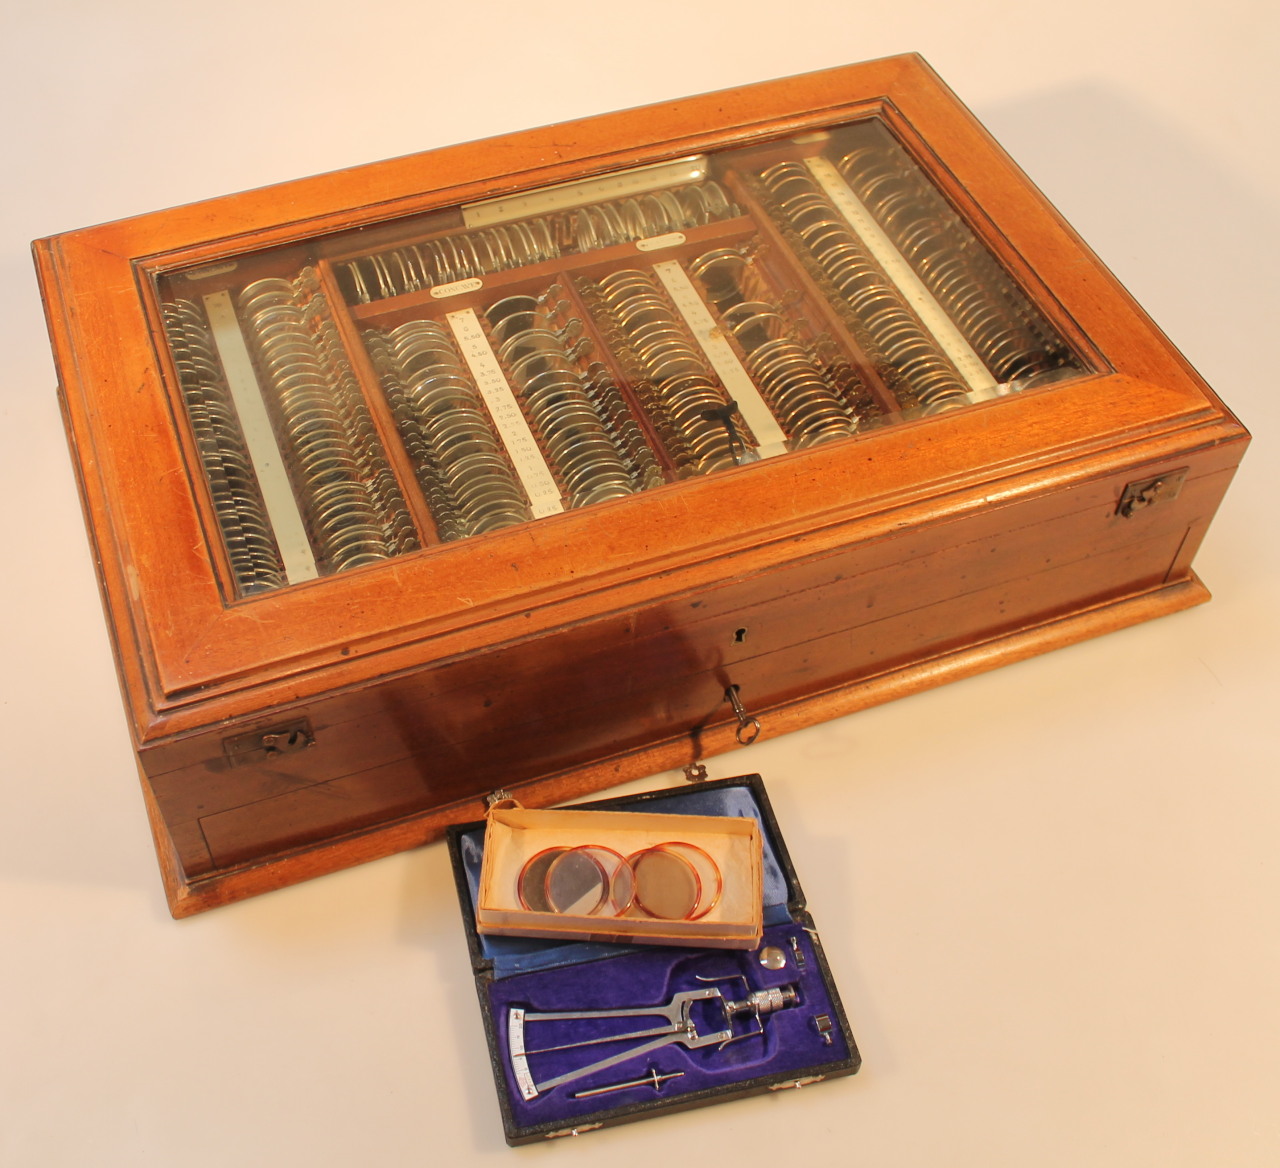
[{"x1": 33, "y1": 55, "x2": 1249, "y2": 914}]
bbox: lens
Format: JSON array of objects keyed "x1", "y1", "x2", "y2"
[
  {"x1": 544, "y1": 847, "x2": 610, "y2": 915},
  {"x1": 628, "y1": 845, "x2": 701, "y2": 920},
  {"x1": 517, "y1": 847, "x2": 568, "y2": 913}
]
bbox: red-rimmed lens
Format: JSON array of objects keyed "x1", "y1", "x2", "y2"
[
  {"x1": 627, "y1": 844, "x2": 702, "y2": 920},
  {"x1": 660, "y1": 841, "x2": 722, "y2": 920},
  {"x1": 517, "y1": 846, "x2": 568, "y2": 913},
  {"x1": 544, "y1": 846, "x2": 613, "y2": 916}
]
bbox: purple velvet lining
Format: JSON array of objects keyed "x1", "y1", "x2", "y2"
[{"x1": 488, "y1": 924, "x2": 849, "y2": 1128}]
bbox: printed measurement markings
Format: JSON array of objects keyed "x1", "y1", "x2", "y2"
[
  {"x1": 446, "y1": 308, "x2": 564, "y2": 518},
  {"x1": 804, "y1": 155, "x2": 999, "y2": 397},
  {"x1": 651, "y1": 259, "x2": 790, "y2": 459}
]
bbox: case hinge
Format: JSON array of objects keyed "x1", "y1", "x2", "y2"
[{"x1": 1117, "y1": 468, "x2": 1188, "y2": 517}]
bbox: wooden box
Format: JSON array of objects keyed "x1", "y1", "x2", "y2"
[{"x1": 33, "y1": 54, "x2": 1248, "y2": 917}]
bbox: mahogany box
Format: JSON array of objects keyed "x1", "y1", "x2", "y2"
[{"x1": 33, "y1": 54, "x2": 1248, "y2": 916}]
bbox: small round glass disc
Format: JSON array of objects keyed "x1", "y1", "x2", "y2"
[
  {"x1": 517, "y1": 846, "x2": 568, "y2": 913},
  {"x1": 628, "y1": 845, "x2": 702, "y2": 920},
  {"x1": 661, "y1": 841, "x2": 722, "y2": 921},
  {"x1": 544, "y1": 847, "x2": 609, "y2": 915}
]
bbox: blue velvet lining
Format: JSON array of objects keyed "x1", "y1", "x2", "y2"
[{"x1": 457, "y1": 784, "x2": 795, "y2": 978}]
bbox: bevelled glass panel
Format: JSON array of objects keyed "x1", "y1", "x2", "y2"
[{"x1": 157, "y1": 116, "x2": 1090, "y2": 600}]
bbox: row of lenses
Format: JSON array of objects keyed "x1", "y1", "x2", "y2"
[
  {"x1": 484, "y1": 288, "x2": 658, "y2": 507},
  {"x1": 365, "y1": 319, "x2": 531, "y2": 539},
  {"x1": 344, "y1": 217, "x2": 560, "y2": 305},
  {"x1": 586, "y1": 268, "x2": 744, "y2": 475},
  {"x1": 688, "y1": 247, "x2": 862, "y2": 449},
  {"x1": 168, "y1": 144, "x2": 1089, "y2": 590},
  {"x1": 162, "y1": 299, "x2": 286, "y2": 596},
  {"x1": 238, "y1": 270, "x2": 419, "y2": 574},
  {"x1": 570, "y1": 179, "x2": 739, "y2": 249},
  {"x1": 517, "y1": 840, "x2": 723, "y2": 921},
  {"x1": 834, "y1": 125, "x2": 1081, "y2": 387},
  {"x1": 759, "y1": 161, "x2": 972, "y2": 415},
  {"x1": 338, "y1": 180, "x2": 742, "y2": 305}
]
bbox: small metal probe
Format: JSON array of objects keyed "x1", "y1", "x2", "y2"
[{"x1": 572, "y1": 1069, "x2": 685, "y2": 1099}]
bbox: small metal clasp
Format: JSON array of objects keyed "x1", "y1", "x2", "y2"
[
  {"x1": 223, "y1": 718, "x2": 314, "y2": 766},
  {"x1": 1117, "y1": 467, "x2": 1188, "y2": 517},
  {"x1": 546, "y1": 1124, "x2": 602, "y2": 1139},
  {"x1": 768, "y1": 1075, "x2": 825, "y2": 1091}
]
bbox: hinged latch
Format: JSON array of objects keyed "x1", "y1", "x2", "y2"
[
  {"x1": 1117, "y1": 468, "x2": 1188, "y2": 517},
  {"x1": 545, "y1": 1123, "x2": 603, "y2": 1139},
  {"x1": 768, "y1": 1074, "x2": 826, "y2": 1091},
  {"x1": 223, "y1": 718, "x2": 314, "y2": 766}
]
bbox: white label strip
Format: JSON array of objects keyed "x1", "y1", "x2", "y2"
[
  {"x1": 651, "y1": 259, "x2": 790, "y2": 459},
  {"x1": 445, "y1": 308, "x2": 564, "y2": 518},
  {"x1": 635, "y1": 232, "x2": 686, "y2": 252},
  {"x1": 804, "y1": 155, "x2": 999, "y2": 397},
  {"x1": 462, "y1": 156, "x2": 707, "y2": 228},
  {"x1": 202, "y1": 291, "x2": 318, "y2": 584},
  {"x1": 430, "y1": 277, "x2": 483, "y2": 300}
]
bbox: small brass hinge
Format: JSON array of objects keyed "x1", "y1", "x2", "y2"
[{"x1": 1117, "y1": 468, "x2": 1189, "y2": 517}]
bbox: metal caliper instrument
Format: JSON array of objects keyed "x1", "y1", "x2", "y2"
[{"x1": 507, "y1": 981, "x2": 798, "y2": 1100}]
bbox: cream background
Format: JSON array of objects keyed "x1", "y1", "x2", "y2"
[{"x1": 2, "y1": 3, "x2": 1277, "y2": 1163}]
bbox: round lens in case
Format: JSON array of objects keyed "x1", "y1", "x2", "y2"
[
  {"x1": 543, "y1": 845, "x2": 621, "y2": 916},
  {"x1": 517, "y1": 846, "x2": 568, "y2": 913},
  {"x1": 628, "y1": 844, "x2": 702, "y2": 920},
  {"x1": 658, "y1": 841, "x2": 723, "y2": 921}
]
